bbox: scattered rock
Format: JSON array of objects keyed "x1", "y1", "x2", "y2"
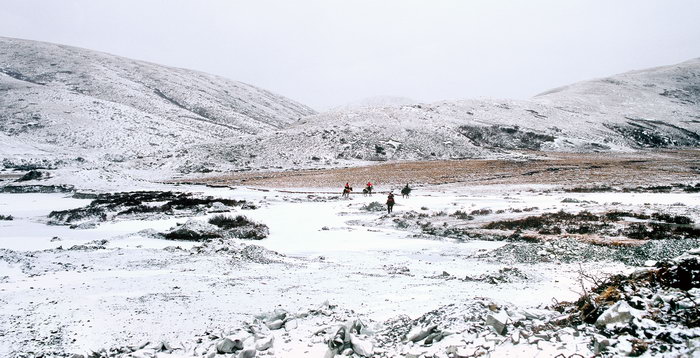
[
  {"x1": 595, "y1": 301, "x2": 640, "y2": 328},
  {"x1": 255, "y1": 335, "x2": 274, "y2": 351},
  {"x1": 485, "y1": 311, "x2": 509, "y2": 335},
  {"x1": 216, "y1": 337, "x2": 243, "y2": 354}
]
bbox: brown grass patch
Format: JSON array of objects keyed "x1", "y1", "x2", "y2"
[{"x1": 176, "y1": 150, "x2": 700, "y2": 189}]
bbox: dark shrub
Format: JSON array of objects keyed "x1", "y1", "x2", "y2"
[
  {"x1": 16, "y1": 170, "x2": 43, "y2": 182},
  {"x1": 360, "y1": 202, "x2": 385, "y2": 212},
  {"x1": 50, "y1": 191, "x2": 251, "y2": 225},
  {"x1": 49, "y1": 206, "x2": 107, "y2": 223},
  {"x1": 164, "y1": 229, "x2": 221, "y2": 241},
  {"x1": 0, "y1": 185, "x2": 73, "y2": 193},
  {"x1": 209, "y1": 214, "x2": 269, "y2": 240},
  {"x1": 651, "y1": 213, "x2": 693, "y2": 225},
  {"x1": 470, "y1": 209, "x2": 493, "y2": 216},
  {"x1": 451, "y1": 210, "x2": 474, "y2": 220},
  {"x1": 209, "y1": 214, "x2": 252, "y2": 229}
]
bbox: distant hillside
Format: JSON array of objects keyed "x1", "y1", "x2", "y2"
[
  {"x1": 330, "y1": 96, "x2": 418, "y2": 111},
  {"x1": 0, "y1": 36, "x2": 698, "y2": 183},
  {"x1": 0, "y1": 36, "x2": 315, "y2": 165},
  {"x1": 211, "y1": 58, "x2": 700, "y2": 170}
]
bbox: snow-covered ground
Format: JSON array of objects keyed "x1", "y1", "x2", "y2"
[{"x1": 3, "y1": 182, "x2": 697, "y2": 357}]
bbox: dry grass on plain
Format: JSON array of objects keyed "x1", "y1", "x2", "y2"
[{"x1": 181, "y1": 150, "x2": 700, "y2": 189}]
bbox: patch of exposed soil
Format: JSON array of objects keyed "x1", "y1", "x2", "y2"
[{"x1": 181, "y1": 150, "x2": 700, "y2": 189}]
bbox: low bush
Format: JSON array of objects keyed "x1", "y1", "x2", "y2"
[
  {"x1": 451, "y1": 210, "x2": 474, "y2": 220},
  {"x1": 485, "y1": 210, "x2": 700, "y2": 241},
  {"x1": 360, "y1": 202, "x2": 385, "y2": 212},
  {"x1": 164, "y1": 228, "x2": 221, "y2": 241},
  {"x1": 208, "y1": 214, "x2": 269, "y2": 240},
  {"x1": 49, "y1": 191, "x2": 251, "y2": 225},
  {"x1": 16, "y1": 170, "x2": 43, "y2": 182},
  {"x1": 209, "y1": 214, "x2": 252, "y2": 229},
  {"x1": 470, "y1": 209, "x2": 492, "y2": 216}
]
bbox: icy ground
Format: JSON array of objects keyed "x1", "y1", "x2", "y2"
[{"x1": 0, "y1": 183, "x2": 699, "y2": 357}]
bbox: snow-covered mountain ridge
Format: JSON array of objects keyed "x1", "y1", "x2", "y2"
[
  {"x1": 0, "y1": 36, "x2": 698, "y2": 182},
  {"x1": 0, "y1": 36, "x2": 315, "y2": 167},
  {"x1": 225, "y1": 58, "x2": 699, "y2": 169}
]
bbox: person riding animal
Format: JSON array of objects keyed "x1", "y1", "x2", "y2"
[
  {"x1": 386, "y1": 192, "x2": 395, "y2": 213},
  {"x1": 363, "y1": 181, "x2": 373, "y2": 196},
  {"x1": 401, "y1": 184, "x2": 412, "y2": 198},
  {"x1": 342, "y1": 183, "x2": 353, "y2": 198}
]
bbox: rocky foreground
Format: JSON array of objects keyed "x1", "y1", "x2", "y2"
[
  {"x1": 18, "y1": 249, "x2": 697, "y2": 358},
  {"x1": 2, "y1": 178, "x2": 699, "y2": 358}
]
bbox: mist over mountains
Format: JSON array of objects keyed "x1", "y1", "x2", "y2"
[{"x1": 1, "y1": 37, "x2": 698, "y2": 180}]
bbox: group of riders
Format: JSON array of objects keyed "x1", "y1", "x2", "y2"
[{"x1": 342, "y1": 181, "x2": 412, "y2": 213}]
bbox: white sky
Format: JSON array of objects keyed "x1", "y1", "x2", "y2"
[{"x1": 1, "y1": 0, "x2": 699, "y2": 110}]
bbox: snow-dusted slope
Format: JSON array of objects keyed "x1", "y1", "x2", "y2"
[
  {"x1": 1, "y1": 35, "x2": 698, "y2": 181},
  {"x1": 0, "y1": 37, "x2": 315, "y2": 165},
  {"x1": 221, "y1": 58, "x2": 700, "y2": 168},
  {"x1": 330, "y1": 95, "x2": 418, "y2": 111}
]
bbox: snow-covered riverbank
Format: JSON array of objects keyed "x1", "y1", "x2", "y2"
[{"x1": 1, "y1": 183, "x2": 699, "y2": 357}]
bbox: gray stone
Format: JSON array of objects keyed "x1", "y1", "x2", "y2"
[
  {"x1": 265, "y1": 319, "x2": 285, "y2": 330},
  {"x1": 350, "y1": 335, "x2": 374, "y2": 357},
  {"x1": 595, "y1": 301, "x2": 640, "y2": 328},
  {"x1": 593, "y1": 334, "x2": 613, "y2": 354},
  {"x1": 424, "y1": 331, "x2": 446, "y2": 345},
  {"x1": 406, "y1": 324, "x2": 438, "y2": 342},
  {"x1": 237, "y1": 348, "x2": 256, "y2": 358},
  {"x1": 284, "y1": 319, "x2": 298, "y2": 331},
  {"x1": 511, "y1": 330, "x2": 521, "y2": 344},
  {"x1": 485, "y1": 311, "x2": 509, "y2": 335},
  {"x1": 130, "y1": 349, "x2": 156, "y2": 358},
  {"x1": 217, "y1": 337, "x2": 243, "y2": 354},
  {"x1": 255, "y1": 335, "x2": 274, "y2": 351},
  {"x1": 341, "y1": 347, "x2": 354, "y2": 355}
]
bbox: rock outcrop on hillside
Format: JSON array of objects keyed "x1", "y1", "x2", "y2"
[{"x1": 1, "y1": 36, "x2": 698, "y2": 181}]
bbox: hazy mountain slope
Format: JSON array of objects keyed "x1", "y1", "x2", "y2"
[
  {"x1": 0, "y1": 36, "x2": 315, "y2": 163},
  {"x1": 1, "y1": 36, "x2": 698, "y2": 182},
  {"x1": 330, "y1": 95, "x2": 418, "y2": 111},
  {"x1": 218, "y1": 58, "x2": 700, "y2": 169},
  {"x1": 534, "y1": 58, "x2": 700, "y2": 147}
]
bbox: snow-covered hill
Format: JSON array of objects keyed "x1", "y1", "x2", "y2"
[
  {"x1": 223, "y1": 58, "x2": 699, "y2": 169},
  {"x1": 0, "y1": 36, "x2": 315, "y2": 167},
  {"x1": 1, "y1": 36, "x2": 698, "y2": 183},
  {"x1": 330, "y1": 95, "x2": 418, "y2": 111}
]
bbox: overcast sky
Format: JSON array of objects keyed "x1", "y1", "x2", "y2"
[{"x1": 1, "y1": 0, "x2": 699, "y2": 110}]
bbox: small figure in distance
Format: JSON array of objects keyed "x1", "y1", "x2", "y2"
[
  {"x1": 342, "y1": 182, "x2": 353, "y2": 198},
  {"x1": 386, "y1": 191, "x2": 395, "y2": 214},
  {"x1": 401, "y1": 184, "x2": 412, "y2": 198},
  {"x1": 363, "y1": 181, "x2": 373, "y2": 196}
]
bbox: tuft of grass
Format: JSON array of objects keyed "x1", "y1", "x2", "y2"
[
  {"x1": 164, "y1": 229, "x2": 220, "y2": 241},
  {"x1": 16, "y1": 170, "x2": 43, "y2": 182},
  {"x1": 451, "y1": 210, "x2": 474, "y2": 220},
  {"x1": 209, "y1": 214, "x2": 253, "y2": 229},
  {"x1": 208, "y1": 214, "x2": 269, "y2": 240},
  {"x1": 0, "y1": 214, "x2": 13, "y2": 221},
  {"x1": 360, "y1": 202, "x2": 385, "y2": 212},
  {"x1": 484, "y1": 210, "x2": 700, "y2": 241},
  {"x1": 470, "y1": 209, "x2": 493, "y2": 216},
  {"x1": 49, "y1": 191, "x2": 252, "y2": 225}
]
